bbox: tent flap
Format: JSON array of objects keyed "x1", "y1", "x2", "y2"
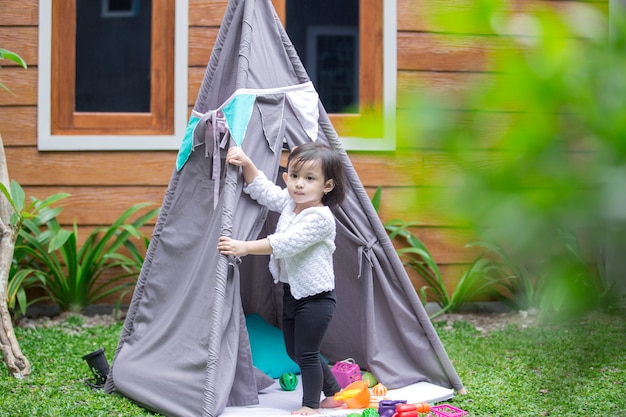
[{"x1": 104, "y1": 1, "x2": 463, "y2": 416}]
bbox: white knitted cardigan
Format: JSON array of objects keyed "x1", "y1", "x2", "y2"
[{"x1": 244, "y1": 172, "x2": 336, "y2": 299}]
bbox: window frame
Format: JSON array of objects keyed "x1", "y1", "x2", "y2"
[
  {"x1": 38, "y1": 0, "x2": 394, "y2": 151},
  {"x1": 274, "y1": 0, "x2": 396, "y2": 151},
  {"x1": 38, "y1": 0, "x2": 189, "y2": 151}
]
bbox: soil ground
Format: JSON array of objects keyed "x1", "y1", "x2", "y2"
[{"x1": 17, "y1": 309, "x2": 539, "y2": 334}]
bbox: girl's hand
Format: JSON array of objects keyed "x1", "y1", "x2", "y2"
[
  {"x1": 226, "y1": 146, "x2": 259, "y2": 185},
  {"x1": 218, "y1": 236, "x2": 248, "y2": 257},
  {"x1": 218, "y1": 236, "x2": 273, "y2": 256},
  {"x1": 226, "y1": 147, "x2": 251, "y2": 167}
]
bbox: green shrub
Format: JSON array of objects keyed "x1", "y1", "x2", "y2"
[
  {"x1": 0, "y1": 180, "x2": 69, "y2": 318},
  {"x1": 385, "y1": 219, "x2": 504, "y2": 318},
  {"x1": 389, "y1": 1, "x2": 626, "y2": 321},
  {"x1": 372, "y1": 187, "x2": 506, "y2": 317},
  {"x1": 466, "y1": 236, "x2": 543, "y2": 313},
  {"x1": 18, "y1": 202, "x2": 159, "y2": 313}
]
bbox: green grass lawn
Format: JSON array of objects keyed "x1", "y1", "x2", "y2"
[
  {"x1": 437, "y1": 314, "x2": 626, "y2": 416},
  {"x1": 1, "y1": 313, "x2": 624, "y2": 417}
]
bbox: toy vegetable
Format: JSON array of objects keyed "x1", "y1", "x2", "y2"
[
  {"x1": 372, "y1": 383, "x2": 387, "y2": 397},
  {"x1": 361, "y1": 371, "x2": 378, "y2": 387},
  {"x1": 393, "y1": 403, "x2": 431, "y2": 417},
  {"x1": 279, "y1": 372, "x2": 298, "y2": 391}
]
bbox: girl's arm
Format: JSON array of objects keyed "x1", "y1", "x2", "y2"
[
  {"x1": 226, "y1": 147, "x2": 258, "y2": 185},
  {"x1": 218, "y1": 236, "x2": 272, "y2": 257}
]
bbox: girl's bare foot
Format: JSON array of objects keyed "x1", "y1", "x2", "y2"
[
  {"x1": 320, "y1": 397, "x2": 344, "y2": 409},
  {"x1": 292, "y1": 406, "x2": 319, "y2": 415}
]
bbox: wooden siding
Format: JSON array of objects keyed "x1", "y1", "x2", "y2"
[{"x1": 0, "y1": 0, "x2": 608, "y2": 304}]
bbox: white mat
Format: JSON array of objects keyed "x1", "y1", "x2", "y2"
[{"x1": 222, "y1": 378, "x2": 454, "y2": 417}]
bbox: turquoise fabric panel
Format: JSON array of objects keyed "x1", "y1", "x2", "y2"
[
  {"x1": 222, "y1": 93, "x2": 256, "y2": 146},
  {"x1": 176, "y1": 115, "x2": 201, "y2": 171},
  {"x1": 245, "y1": 313, "x2": 300, "y2": 378}
]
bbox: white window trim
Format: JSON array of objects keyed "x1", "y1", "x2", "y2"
[
  {"x1": 37, "y1": 0, "x2": 189, "y2": 151},
  {"x1": 37, "y1": 0, "x2": 394, "y2": 151},
  {"x1": 341, "y1": 0, "x2": 396, "y2": 151}
]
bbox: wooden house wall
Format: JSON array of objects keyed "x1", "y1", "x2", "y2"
[{"x1": 0, "y1": 0, "x2": 607, "y2": 303}]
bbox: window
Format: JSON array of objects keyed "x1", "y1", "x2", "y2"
[
  {"x1": 273, "y1": 0, "x2": 396, "y2": 150},
  {"x1": 38, "y1": 0, "x2": 189, "y2": 150},
  {"x1": 75, "y1": 0, "x2": 150, "y2": 113},
  {"x1": 102, "y1": 0, "x2": 140, "y2": 18}
]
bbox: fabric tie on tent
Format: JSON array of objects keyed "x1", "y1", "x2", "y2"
[{"x1": 357, "y1": 237, "x2": 378, "y2": 279}]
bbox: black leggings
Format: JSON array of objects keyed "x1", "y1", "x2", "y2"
[{"x1": 282, "y1": 284, "x2": 342, "y2": 409}]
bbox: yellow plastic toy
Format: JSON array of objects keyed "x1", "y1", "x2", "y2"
[{"x1": 333, "y1": 381, "x2": 371, "y2": 408}]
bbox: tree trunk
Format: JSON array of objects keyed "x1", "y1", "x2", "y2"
[{"x1": 0, "y1": 134, "x2": 30, "y2": 378}]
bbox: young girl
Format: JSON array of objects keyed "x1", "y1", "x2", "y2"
[{"x1": 218, "y1": 142, "x2": 347, "y2": 415}]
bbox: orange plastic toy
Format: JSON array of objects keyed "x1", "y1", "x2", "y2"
[
  {"x1": 393, "y1": 403, "x2": 431, "y2": 417},
  {"x1": 372, "y1": 382, "x2": 388, "y2": 396},
  {"x1": 333, "y1": 381, "x2": 371, "y2": 408}
]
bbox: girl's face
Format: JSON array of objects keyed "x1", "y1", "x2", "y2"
[{"x1": 282, "y1": 159, "x2": 335, "y2": 214}]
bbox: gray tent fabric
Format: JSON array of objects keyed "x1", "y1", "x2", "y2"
[{"x1": 104, "y1": 0, "x2": 464, "y2": 416}]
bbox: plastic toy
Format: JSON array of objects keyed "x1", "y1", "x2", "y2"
[
  {"x1": 430, "y1": 404, "x2": 468, "y2": 417},
  {"x1": 361, "y1": 371, "x2": 378, "y2": 387},
  {"x1": 279, "y1": 372, "x2": 298, "y2": 391},
  {"x1": 372, "y1": 382, "x2": 387, "y2": 396},
  {"x1": 334, "y1": 380, "x2": 371, "y2": 408},
  {"x1": 378, "y1": 399, "x2": 407, "y2": 417},
  {"x1": 368, "y1": 395, "x2": 387, "y2": 409},
  {"x1": 362, "y1": 407, "x2": 380, "y2": 417},
  {"x1": 331, "y1": 359, "x2": 362, "y2": 388},
  {"x1": 393, "y1": 403, "x2": 431, "y2": 417}
]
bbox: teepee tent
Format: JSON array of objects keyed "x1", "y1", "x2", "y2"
[{"x1": 104, "y1": 0, "x2": 464, "y2": 416}]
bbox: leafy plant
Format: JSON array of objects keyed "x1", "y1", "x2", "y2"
[
  {"x1": 537, "y1": 229, "x2": 626, "y2": 320},
  {"x1": 384, "y1": 219, "x2": 502, "y2": 318},
  {"x1": 372, "y1": 187, "x2": 506, "y2": 317},
  {"x1": 465, "y1": 237, "x2": 542, "y2": 312},
  {"x1": 370, "y1": 186, "x2": 383, "y2": 213},
  {"x1": 386, "y1": 1, "x2": 626, "y2": 321},
  {"x1": 18, "y1": 202, "x2": 159, "y2": 312},
  {"x1": 0, "y1": 180, "x2": 69, "y2": 318},
  {"x1": 468, "y1": 230, "x2": 626, "y2": 322},
  {"x1": 8, "y1": 255, "x2": 47, "y2": 318},
  {"x1": 0, "y1": 48, "x2": 27, "y2": 94}
]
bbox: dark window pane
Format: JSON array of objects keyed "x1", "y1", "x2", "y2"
[
  {"x1": 107, "y1": 0, "x2": 134, "y2": 12},
  {"x1": 75, "y1": 0, "x2": 151, "y2": 112},
  {"x1": 286, "y1": 0, "x2": 359, "y2": 114}
]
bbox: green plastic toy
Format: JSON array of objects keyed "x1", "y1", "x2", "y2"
[
  {"x1": 279, "y1": 372, "x2": 298, "y2": 391},
  {"x1": 361, "y1": 371, "x2": 378, "y2": 388},
  {"x1": 362, "y1": 407, "x2": 380, "y2": 417}
]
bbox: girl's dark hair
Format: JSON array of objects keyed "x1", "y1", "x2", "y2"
[{"x1": 287, "y1": 142, "x2": 347, "y2": 207}]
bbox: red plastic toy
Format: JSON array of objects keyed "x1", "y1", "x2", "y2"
[
  {"x1": 393, "y1": 402, "x2": 431, "y2": 417},
  {"x1": 380, "y1": 399, "x2": 468, "y2": 417}
]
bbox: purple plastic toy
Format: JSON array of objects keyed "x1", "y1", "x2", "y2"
[{"x1": 378, "y1": 399, "x2": 407, "y2": 417}]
